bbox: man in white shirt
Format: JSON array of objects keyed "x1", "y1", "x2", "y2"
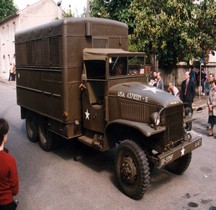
[{"x1": 168, "y1": 83, "x2": 179, "y2": 97}]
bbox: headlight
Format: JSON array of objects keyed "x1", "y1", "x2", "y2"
[{"x1": 150, "y1": 112, "x2": 160, "y2": 128}]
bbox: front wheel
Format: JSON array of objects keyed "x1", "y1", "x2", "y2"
[
  {"x1": 165, "y1": 152, "x2": 192, "y2": 175},
  {"x1": 115, "y1": 140, "x2": 150, "y2": 200},
  {"x1": 38, "y1": 122, "x2": 55, "y2": 152}
]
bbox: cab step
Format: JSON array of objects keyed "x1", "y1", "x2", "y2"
[{"x1": 78, "y1": 135, "x2": 104, "y2": 150}]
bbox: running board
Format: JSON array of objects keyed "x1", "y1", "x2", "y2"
[{"x1": 78, "y1": 135, "x2": 104, "y2": 151}]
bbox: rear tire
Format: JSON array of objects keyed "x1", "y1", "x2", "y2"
[
  {"x1": 26, "y1": 116, "x2": 39, "y2": 142},
  {"x1": 38, "y1": 122, "x2": 54, "y2": 151},
  {"x1": 115, "y1": 140, "x2": 150, "y2": 200},
  {"x1": 165, "y1": 152, "x2": 192, "y2": 175}
]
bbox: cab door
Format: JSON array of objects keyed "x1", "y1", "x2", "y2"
[{"x1": 81, "y1": 80, "x2": 106, "y2": 133}]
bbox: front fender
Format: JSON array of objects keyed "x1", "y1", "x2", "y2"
[{"x1": 106, "y1": 119, "x2": 166, "y2": 137}]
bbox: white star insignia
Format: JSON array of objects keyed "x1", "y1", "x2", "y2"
[
  {"x1": 143, "y1": 86, "x2": 158, "y2": 94},
  {"x1": 85, "y1": 109, "x2": 90, "y2": 120}
]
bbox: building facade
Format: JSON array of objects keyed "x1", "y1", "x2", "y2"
[{"x1": 0, "y1": 0, "x2": 63, "y2": 79}]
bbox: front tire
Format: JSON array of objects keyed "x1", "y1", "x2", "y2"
[
  {"x1": 165, "y1": 152, "x2": 192, "y2": 175},
  {"x1": 115, "y1": 140, "x2": 150, "y2": 200},
  {"x1": 38, "y1": 122, "x2": 54, "y2": 152}
]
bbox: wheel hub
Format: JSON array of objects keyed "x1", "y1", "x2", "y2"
[{"x1": 120, "y1": 156, "x2": 137, "y2": 184}]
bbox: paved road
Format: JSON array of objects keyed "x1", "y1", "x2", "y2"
[{"x1": 0, "y1": 82, "x2": 216, "y2": 210}]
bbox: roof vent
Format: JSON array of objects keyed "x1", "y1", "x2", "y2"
[{"x1": 85, "y1": 22, "x2": 92, "y2": 37}]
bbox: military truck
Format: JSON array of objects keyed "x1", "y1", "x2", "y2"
[{"x1": 15, "y1": 18, "x2": 202, "y2": 200}]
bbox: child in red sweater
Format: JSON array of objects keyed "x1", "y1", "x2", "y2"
[{"x1": 0, "y1": 118, "x2": 19, "y2": 210}]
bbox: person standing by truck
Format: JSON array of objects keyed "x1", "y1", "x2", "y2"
[
  {"x1": 180, "y1": 71, "x2": 195, "y2": 130},
  {"x1": 201, "y1": 68, "x2": 207, "y2": 95},
  {"x1": 156, "y1": 72, "x2": 164, "y2": 90},
  {"x1": 8, "y1": 64, "x2": 14, "y2": 81},
  {"x1": 207, "y1": 80, "x2": 216, "y2": 137},
  {"x1": 0, "y1": 118, "x2": 19, "y2": 210},
  {"x1": 206, "y1": 73, "x2": 215, "y2": 133},
  {"x1": 189, "y1": 66, "x2": 196, "y2": 84},
  {"x1": 168, "y1": 82, "x2": 180, "y2": 97},
  {"x1": 180, "y1": 71, "x2": 195, "y2": 105}
]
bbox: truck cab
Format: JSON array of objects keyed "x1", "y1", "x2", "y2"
[
  {"x1": 79, "y1": 48, "x2": 202, "y2": 199},
  {"x1": 79, "y1": 48, "x2": 146, "y2": 149}
]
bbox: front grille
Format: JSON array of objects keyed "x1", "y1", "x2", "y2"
[
  {"x1": 119, "y1": 99, "x2": 157, "y2": 122},
  {"x1": 118, "y1": 98, "x2": 183, "y2": 146},
  {"x1": 162, "y1": 105, "x2": 183, "y2": 144}
]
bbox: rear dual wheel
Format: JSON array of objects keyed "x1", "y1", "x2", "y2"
[
  {"x1": 38, "y1": 122, "x2": 55, "y2": 152},
  {"x1": 26, "y1": 115, "x2": 54, "y2": 151},
  {"x1": 115, "y1": 140, "x2": 150, "y2": 200},
  {"x1": 26, "y1": 116, "x2": 39, "y2": 142}
]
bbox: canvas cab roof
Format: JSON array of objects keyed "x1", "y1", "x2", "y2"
[{"x1": 83, "y1": 48, "x2": 145, "y2": 61}]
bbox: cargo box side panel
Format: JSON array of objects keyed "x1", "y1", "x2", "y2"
[
  {"x1": 67, "y1": 80, "x2": 82, "y2": 121},
  {"x1": 64, "y1": 18, "x2": 128, "y2": 51},
  {"x1": 109, "y1": 37, "x2": 128, "y2": 50},
  {"x1": 61, "y1": 21, "x2": 92, "y2": 122},
  {"x1": 64, "y1": 18, "x2": 128, "y2": 39},
  {"x1": 16, "y1": 69, "x2": 63, "y2": 121},
  {"x1": 91, "y1": 20, "x2": 128, "y2": 50},
  {"x1": 63, "y1": 36, "x2": 91, "y2": 122},
  {"x1": 15, "y1": 21, "x2": 66, "y2": 122}
]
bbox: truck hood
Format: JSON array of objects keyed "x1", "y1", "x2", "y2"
[{"x1": 108, "y1": 82, "x2": 182, "y2": 107}]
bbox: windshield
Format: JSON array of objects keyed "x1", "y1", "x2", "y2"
[{"x1": 109, "y1": 56, "x2": 145, "y2": 77}]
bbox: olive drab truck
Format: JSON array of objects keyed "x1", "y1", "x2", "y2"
[{"x1": 15, "y1": 18, "x2": 202, "y2": 200}]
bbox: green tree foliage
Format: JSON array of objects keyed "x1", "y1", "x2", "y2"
[
  {"x1": 90, "y1": 0, "x2": 216, "y2": 69},
  {"x1": 0, "y1": 0, "x2": 17, "y2": 21},
  {"x1": 195, "y1": 0, "x2": 216, "y2": 61},
  {"x1": 130, "y1": 0, "x2": 197, "y2": 68},
  {"x1": 90, "y1": 0, "x2": 135, "y2": 34},
  {"x1": 63, "y1": 5, "x2": 74, "y2": 18}
]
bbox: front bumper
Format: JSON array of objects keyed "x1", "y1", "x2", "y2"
[{"x1": 157, "y1": 133, "x2": 202, "y2": 168}]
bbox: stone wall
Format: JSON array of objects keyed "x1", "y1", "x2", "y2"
[{"x1": 160, "y1": 64, "x2": 216, "y2": 93}]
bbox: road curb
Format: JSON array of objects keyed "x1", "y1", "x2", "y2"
[
  {"x1": 193, "y1": 103, "x2": 207, "y2": 112},
  {"x1": 192, "y1": 96, "x2": 207, "y2": 112},
  {"x1": 0, "y1": 78, "x2": 16, "y2": 86}
]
